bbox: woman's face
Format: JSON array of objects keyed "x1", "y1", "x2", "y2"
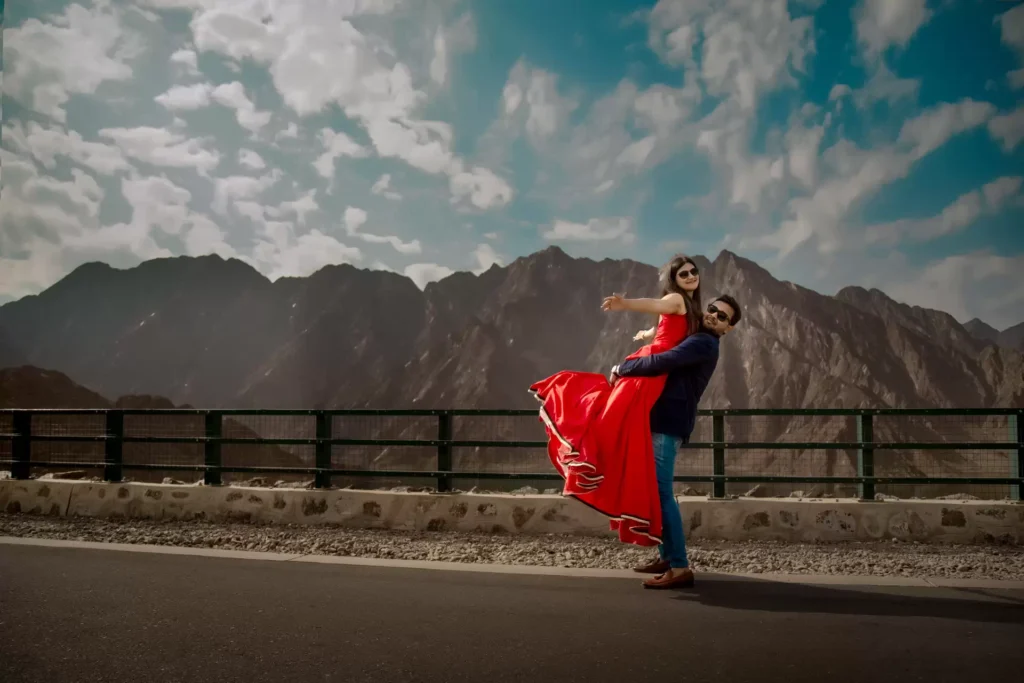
[{"x1": 675, "y1": 261, "x2": 700, "y2": 293}]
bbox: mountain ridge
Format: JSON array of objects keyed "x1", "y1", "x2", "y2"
[{"x1": 0, "y1": 248, "x2": 1020, "y2": 411}]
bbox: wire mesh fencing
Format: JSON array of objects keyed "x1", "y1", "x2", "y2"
[
  {"x1": 0, "y1": 408, "x2": 1020, "y2": 500},
  {"x1": 872, "y1": 412, "x2": 1016, "y2": 500}
]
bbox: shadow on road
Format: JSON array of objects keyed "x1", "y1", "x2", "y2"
[{"x1": 671, "y1": 577, "x2": 1024, "y2": 625}]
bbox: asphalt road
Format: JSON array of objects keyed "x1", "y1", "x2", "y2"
[{"x1": 2, "y1": 545, "x2": 1023, "y2": 683}]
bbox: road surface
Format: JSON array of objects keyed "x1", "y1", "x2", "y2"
[{"x1": 2, "y1": 543, "x2": 1022, "y2": 683}]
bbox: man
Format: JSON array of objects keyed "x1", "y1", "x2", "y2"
[{"x1": 610, "y1": 294, "x2": 742, "y2": 589}]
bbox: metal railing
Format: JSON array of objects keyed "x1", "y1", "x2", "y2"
[{"x1": 0, "y1": 408, "x2": 1021, "y2": 500}]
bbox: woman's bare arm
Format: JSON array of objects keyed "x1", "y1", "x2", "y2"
[{"x1": 602, "y1": 292, "x2": 687, "y2": 316}]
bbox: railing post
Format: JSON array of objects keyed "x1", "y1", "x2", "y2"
[
  {"x1": 12, "y1": 411, "x2": 31, "y2": 480},
  {"x1": 857, "y1": 412, "x2": 875, "y2": 500},
  {"x1": 104, "y1": 410, "x2": 124, "y2": 483},
  {"x1": 437, "y1": 411, "x2": 453, "y2": 493},
  {"x1": 204, "y1": 411, "x2": 222, "y2": 486},
  {"x1": 315, "y1": 411, "x2": 331, "y2": 489},
  {"x1": 712, "y1": 414, "x2": 725, "y2": 499},
  {"x1": 1012, "y1": 411, "x2": 1023, "y2": 502}
]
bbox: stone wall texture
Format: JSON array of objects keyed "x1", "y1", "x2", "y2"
[{"x1": 2, "y1": 480, "x2": 1022, "y2": 545}]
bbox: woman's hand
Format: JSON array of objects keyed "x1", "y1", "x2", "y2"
[
  {"x1": 633, "y1": 328, "x2": 652, "y2": 341},
  {"x1": 602, "y1": 293, "x2": 627, "y2": 311}
]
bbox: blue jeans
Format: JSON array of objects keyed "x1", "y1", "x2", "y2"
[{"x1": 653, "y1": 432, "x2": 688, "y2": 569}]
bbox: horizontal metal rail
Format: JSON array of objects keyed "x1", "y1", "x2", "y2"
[
  {"x1": 1, "y1": 435, "x2": 1020, "y2": 450},
  {"x1": 0, "y1": 408, "x2": 1020, "y2": 500},
  {"x1": 3, "y1": 407, "x2": 1021, "y2": 417},
  {"x1": 2, "y1": 459, "x2": 1020, "y2": 487}
]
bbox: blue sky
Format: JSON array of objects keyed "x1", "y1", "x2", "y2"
[{"x1": 2, "y1": 0, "x2": 1023, "y2": 328}]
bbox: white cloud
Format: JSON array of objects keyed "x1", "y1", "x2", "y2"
[
  {"x1": 99, "y1": 127, "x2": 222, "y2": 174},
  {"x1": 988, "y1": 105, "x2": 1024, "y2": 152},
  {"x1": 364, "y1": 116, "x2": 454, "y2": 175},
  {"x1": 155, "y1": 83, "x2": 212, "y2": 110},
  {"x1": 276, "y1": 123, "x2": 299, "y2": 141},
  {"x1": 543, "y1": 218, "x2": 636, "y2": 244},
  {"x1": 371, "y1": 173, "x2": 402, "y2": 200},
  {"x1": 342, "y1": 206, "x2": 421, "y2": 255},
  {"x1": 898, "y1": 99, "x2": 996, "y2": 160},
  {"x1": 471, "y1": 244, "x2": 504, "y2": 274},
  {"x1": 344, "y1": 207, "x2": 369, "y2": 233},
  {"x1": 697, "y1": 121, "x2": 785, "y2": 213},
  {"x1": 182, "y1": 214, "x2": 236, "y2": 259},
  {"x1": 997, "y1": 4, "x2": 1024, "y2": 89},
  {"x1": 238, "y1": 148, "x2": 267, "y2": 170},
  {"x1": 501, "y1": 61, "x2": 578, "y2": 144},
  {"x1": 185, "y1": 1, "x2": 510, "y2": 208},
  {"x1": 4, "y1": 121, "x2": 130, "y2": 176},
  {"x1": 886, "y1": 252, "x2": 1024, "y2": 329},
  {"x1": 982, "y1": 175, "x2": 1023, "y2": 208},
  {"x1": 253, "y1": 229, "x2": 364, "y2": 281},
  {"x1": 211, "y1": 82, "x2": 273, "y2": 134},
  {"x1": 430, "y1": 13, "x2": 477, "y2": 87},
  {"x1": 119, "y1": 175, "x2": 193, "y2": 236},
  {"x1": 170, "y1": 48, "x2": 199, "y2": 75},
  {"x1": 269, "y1": 189, "x2": 319, "y2": 227},
  {"x1": 786, "y1": 122, "x2": 825, "y2": 189},
  {"x1": 647, "y1": 0, "x2": 814, "y2": 111},
  {"x1": 449, "y1": 166, "x2": 515, "y2": 210},
  {"x1": 865, "y1": 176, "x2": 1022, "y2": 246},
  {"x1": 484, "y1": 58, "x2": 697, "y2": 203},
  {"x1": 5, "y1": 2, "x2": 135, "y2": 122},
  {"x1": 616, "y1": 136, "x2": 658, "y2": 170},
  {"x1": 20, "y1": 169, "x2": 105, "y2": 223},
  {"x1": 855, "y1": 0, "x2": 931, "y2": 60},
  {"x1": 213, "y1": 171, "x2": 282, "y2": 215},
  {"x1": 404, "y1": 263, "x2": 454, "y2": 289},
  {"x1": 314, "y1": 128, "x2": 370, "y2": 180},
  {"x1": 756, "y1": 99, "x2": 997, "y2": 257},
  {"x1": 633, "y1": 85, "x2": 694, "y2": 135},
  {"x1": 831, "y1": 61, "x2": 920, "y2": 111},
  {"x1": 0, "y1": 149, "x2": 177, "y2": 300}
]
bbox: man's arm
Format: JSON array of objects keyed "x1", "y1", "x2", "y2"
[{"x1": 613, "y1": 334, "x2": 718, "y2": 378}]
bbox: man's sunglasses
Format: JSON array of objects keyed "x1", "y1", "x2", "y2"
[
  {"x1": 677, "y1": 266, "x2": 699, "y2": 278},
  {"x1": 707, "y1": 304, "x2": 730, "y2": 323}
]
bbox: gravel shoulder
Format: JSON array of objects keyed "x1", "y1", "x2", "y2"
[{"x1": 3, "y1": 513, "x2": 1024, "y2": 581}]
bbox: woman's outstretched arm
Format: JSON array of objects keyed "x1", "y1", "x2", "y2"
[{"x1": 602, "y1": 292, "x2": 687, "y2": 316}]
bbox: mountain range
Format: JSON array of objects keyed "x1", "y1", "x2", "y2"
[
  {"x1": 1, "y1": 246, "x2": 1020, "y2": 411},
  {"x1": 1, "y1": 247, "x2": 1019, "y2": 498},
  {"x1": 963, "y1": 318, "x2": 1024, "y2": 352}
]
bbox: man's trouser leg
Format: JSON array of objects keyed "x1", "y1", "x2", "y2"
[{"x1": 652, "y1": 432, "x2": 688, "y2": 569}]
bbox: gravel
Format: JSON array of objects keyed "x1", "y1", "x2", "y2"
[{"x1": 3, "y1": 513, "x2": 1024, "y2": 581}]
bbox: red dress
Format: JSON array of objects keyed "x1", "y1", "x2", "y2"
[{"x1": 529, "y1": 313, "x2": 689, "y2": 547}]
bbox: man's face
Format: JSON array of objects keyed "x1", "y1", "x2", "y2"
[{"x1": 703, "y1": 300, "x2": 735, "y2": 336}]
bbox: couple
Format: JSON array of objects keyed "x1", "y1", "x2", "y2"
[{"x1": 530, "y1": 254, "x2": 741, "y2": 590}]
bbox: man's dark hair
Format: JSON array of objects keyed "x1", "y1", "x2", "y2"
[{"x1": 713, "y1": 294, "x2": 742, "y2": 325}]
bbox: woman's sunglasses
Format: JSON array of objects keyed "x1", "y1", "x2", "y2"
[
  {"x1": 677, "y1": 266, "x2": 699, "y2": 278},
  {"x1": 707, "y1": 304, "x2": 730, "y2": 322}
]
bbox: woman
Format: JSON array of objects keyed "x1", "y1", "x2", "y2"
[{"x1": 529, "y1": 255, "x2": 702, "y2": 547}]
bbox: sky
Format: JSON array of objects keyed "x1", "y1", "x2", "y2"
[{"x1": 2, "y1": 0, "x2": 1023, "y2": 329}]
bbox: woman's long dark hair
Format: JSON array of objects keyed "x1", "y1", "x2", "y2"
[{"x1": 657, "y1": 254, "x2": 702, "y2": 336}]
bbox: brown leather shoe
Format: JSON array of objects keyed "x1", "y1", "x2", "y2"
[
  {"x1": 642, "y1": 568, "x2": 695, "y2": 589},
  {"x1": 633, "y1": 557, "x2": 670, "y2": 574}
]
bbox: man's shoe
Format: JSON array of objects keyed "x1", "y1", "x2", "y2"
[
  {"x1": 642, "y1": 568, "x2": 695, "y2": 589},
  {"x1": 633, "y1": 557, "x2": 670, "y2": 574}
]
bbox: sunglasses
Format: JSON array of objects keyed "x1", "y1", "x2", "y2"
[
  {"x1": 707, "y1": 304, "x2": 730, "y2": 323},
  {"x1": 677, "y1": 266, "x2": 699, "y2": 278}
]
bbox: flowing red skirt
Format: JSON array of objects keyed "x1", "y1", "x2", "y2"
[{"x1": 529, "y1": 345, "x2": 664, "y2": 547}]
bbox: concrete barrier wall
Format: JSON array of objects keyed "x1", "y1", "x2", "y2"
[{"x1": 2, "y1": 480, "x2": 1022, "y2": 544}]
